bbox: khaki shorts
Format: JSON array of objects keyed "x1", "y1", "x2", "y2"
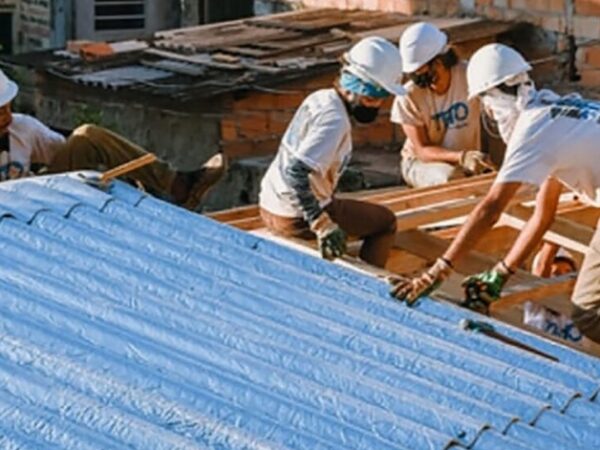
[
  {"x1": 571, "y1": 222, "x2": 600, "y2": 343},
  {"x1": 401, "y1": 157, "x2": 464, "y2": 188}
]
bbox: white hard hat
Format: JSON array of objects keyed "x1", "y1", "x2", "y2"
[
  {"x1": 467, "y1": 43, "x2": 532, "y2": 99},
  {"x1": 344, "y1": 36, "x2": 405, "y2": 96},
  {"x1": 400, "y1": 22, "x2": 448, "y2": 73},
  {"x1": 0, "y1": 69, "x2": 18, "y2": 107}
]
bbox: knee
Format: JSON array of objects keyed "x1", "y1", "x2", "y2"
[
  {"x1": 383, "y1": 206, "x2": 397, "y2": 233},
  {"x1": 71, "y1": 124, "x2": 110, "y2": 142},
  {"x1": 72, "y1": 123, "x2": 98, "y2": 137}
]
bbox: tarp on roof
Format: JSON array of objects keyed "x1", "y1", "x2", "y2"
[{"x1": 0, "y1": 174, "x2": 599, "y2": 449}]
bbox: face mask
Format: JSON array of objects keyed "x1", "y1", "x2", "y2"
[
  {"x1": 409, "y1": 63, "x2": 435, "y2": 88},
  {"x1": 344, "y1": 98, "x2": 379, "y2": 124},
  {"x1": 481, "y1": 81, "x2": 535, "y2": 143}
]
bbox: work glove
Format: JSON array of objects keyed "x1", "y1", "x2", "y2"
[
  {"x1": 310, "y1": 211, "x2": 347, "y2": 260},
  {"x1": 461, "y1": 261, "x2": 513, "y2": 314},
  {"x1": 459, "y1": 150, "x2": 495, "y2": 175},
  {"x1": 389, "y1": 257, "x2": 453, "y2": 305}
]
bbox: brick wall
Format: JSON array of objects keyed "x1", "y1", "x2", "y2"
[
  {"x1": 287, "y1": 0, "x2": 460, "y2": 16},
  {"x1": 261, "y1": 0, "x2": 600, "y2": 90},
  {"x1": 220, "y1": 72, "x2": 400, "y2": 159},
  {"x1": 257, "y1": 1, "x2": 600, "y2": 39}
]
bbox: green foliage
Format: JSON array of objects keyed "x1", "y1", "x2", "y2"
[{"x1": 72, "y1": 103, "x2": 114, "y2": 129}]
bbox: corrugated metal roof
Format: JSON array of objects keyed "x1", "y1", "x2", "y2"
[{"x1": 0, "y1": 174, "x2": 599, "y2": 449}]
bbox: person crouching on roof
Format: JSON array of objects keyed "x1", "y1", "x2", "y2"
[
  {"x1": 0, "y1": 68, "x2": 226, "y2": 211},
  {"x1": 259, "y1": 37, "x2": 404, "y2": 268},
  {"x1": 392, "y1": 22, "x2": 492, "y2": 188}
]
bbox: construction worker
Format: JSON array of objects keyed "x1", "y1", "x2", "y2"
[
  {"x1": 0, "y1": 68, "x2": 225, "y2": 210},
  {"x1": 259, "y1": 37, "x2": 404, "y2": 268},
  {"x1": 392, "y1": 22, "x2": 490, "y2": 188},
  {"x1": 389, "y1": 43, "x2": 600, "y2": 344}
]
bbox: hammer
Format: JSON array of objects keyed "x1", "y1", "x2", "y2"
[
  {"x1": 459, "y1": 318, "x2": 559, "y2": 362},
  {"x1": 79, "y1": 153, "x2": 157, "y2": 189}
]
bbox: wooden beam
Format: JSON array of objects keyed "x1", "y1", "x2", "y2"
[
  {"x1": 394, "y1": 190, "x2": 533, "y2": 232},
  {"x1": 490, "y1": 274, "x2": 576, "y2": 312},
  {"x1": 500, "y1": 204, "x2": 594, "y2": 254}
]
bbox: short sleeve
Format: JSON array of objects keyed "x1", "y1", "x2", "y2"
[
  {"x1": 390, "y1": 92, "x2": 425, "y2": 126},
  {"x1": 495, "y1": 138, "x2": 554, "y2": 188},
  {"x1": 28, "y1": 117, "x2": 66, "y2": 165},
  {"x1": 294, "y1": 109, "x2": 349, "y2": 174}
]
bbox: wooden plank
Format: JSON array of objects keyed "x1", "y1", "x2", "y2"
[
  {"x1": 154, "y1": 8, "x2": 339, "y2": 39},
  {"x1": 360, "y1": 173, "x2": 495, "y2": 204},
  {"x1": 500, "y1": 204, "x2": 595, "y2": 254},
  {"x1": 394, "y1": 189, "x2": 533, "y2": 232},
  {"x1": 491, "y1": 274, "x2": 576, "y2": 312},
  {"x1": 208, "y1": 204, "x2": 260, "y2": 222},
  {"x1": 250, "y1": 17, "x2": 353, "y2": 32}
]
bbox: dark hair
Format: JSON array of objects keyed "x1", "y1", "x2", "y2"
[
  {"x1": 437, "y1": 48, "x2": 458, "y2": 69},
  {"x1": 554, "y1": 256, "x2": 577, "y2": 272}
]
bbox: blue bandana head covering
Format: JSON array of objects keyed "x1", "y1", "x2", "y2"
[{"x1": 339, "y1": 71, "x2": 390, "y2": 99}]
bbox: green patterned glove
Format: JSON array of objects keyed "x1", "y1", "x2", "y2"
[
  {"x1": 310, "y1": 212, "x2": 347, "y2": 260},
  {"x1": 461, "y1": 261, "x2": 513, "y2": 314}
]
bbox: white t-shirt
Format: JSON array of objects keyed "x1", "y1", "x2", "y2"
[
  {"x1": 259, "y1": 89, "x2": 352, "y2": 218},
  {"x1": 390, "y1": 62, "x2": 481, "y2": 159},
  {"x1": 0, "y1": 113, "x2": 65, "y2": 181},
  {"x1": 495, "y1": 92, "x2": 600, "y2": 206}
]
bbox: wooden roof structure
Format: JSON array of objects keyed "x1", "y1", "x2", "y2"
[
  {"x1": 209, "y1": 173, "x2": 600, "y2": 357},
  {"x1": 8, "y1": 9, "x2": 514, "y2": 103}
]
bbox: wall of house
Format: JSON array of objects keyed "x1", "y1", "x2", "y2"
[
  {"x1": 75, "y1": 0, "x2": 181, "y2": 42},
  {"x1": 219, "y1": 72, "x2": 399, "y2": 161},
  {"x1": 0, "y1": 0, "x2": 17, "y2": 55}
]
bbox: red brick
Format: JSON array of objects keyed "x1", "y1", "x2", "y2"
[
  {"x1": 221, "y1": 140, "x2": 254, "y2": 159},
  {"x1": 579, "y1": 65, "x2": 600, "y2": 86},
  {"x1": 584, "y1": 45, "x2": 600, "y2": 67},
  {"x1": 237, "y1": 113, "x2": 270, "y2": 139},
  {"x1": 274, "y1": 93, "x2": 306, "y2": 110},
  {"x1": 576, "y1": 0, "x2": 600, "y2": 15},
  {"x1": 220, "y1": 117, "x2": 238, "y2": 142},
  {"x1": 548, "y1": 0, "x2": 565, "y2": 12},
  {"x1": 540, "y1": 13, "x2": 565, "y2": 32},
  {"x1": 268, "y1": 111, "x2": 294, "y2": 134},
  {"x1": 378, "y1": 0, "x2": 426, "y2": 14},
  {"x1": 232, "y1": 93, "x2": 278, "y2": 112}
]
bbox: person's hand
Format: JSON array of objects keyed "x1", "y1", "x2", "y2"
[
  {"x1": 389, "y1": 257, "x2": 453, "y2": 305},
  {"x1": 310, "y1": 212, "x2": 347, "y2": 260},
  {"x1": 459, "y1": 150, "x2": 495, "y2": 175},
  {"x1": 461, "y1": 261, "x2": 513, "y2": 313}
]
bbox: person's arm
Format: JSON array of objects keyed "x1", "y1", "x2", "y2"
[
  {"x1": 283, "y1": 157, "x2": 322, "y2": 224},
  {"x1": 443, "y1": 181, "x2": 523, "y2": 264},
  {"x1": 402, "y1": 123, "x2": 462, "y2": 165},
  {"x1": 390, "y1": 181, "x2": 521, "y2": 302},
  {"x1": 503, "y1": 177, "x2": 562, "y2": 271},
  {"x1": 457, "y1": 178, "x2": 561, "y2": 311}
]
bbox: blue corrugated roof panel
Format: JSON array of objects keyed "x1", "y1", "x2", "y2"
[{"x1": 0, "y1": 174, "x2": 599, "y2": 449}]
